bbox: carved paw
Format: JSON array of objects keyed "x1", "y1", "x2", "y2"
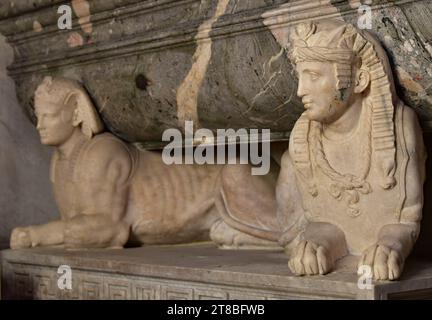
[
  {"x1": 288, "y1": 240, "x2": 334, "y2": 276},
  {"x1": 10, "y1": 227, "x2": 33, "y2": 249},
  {"x1": 358, "y1": 244, "x2": 404, "y2": 280},
  {"x1": 210, "y1": 220, "x2": 280, "y2": 250},
  {"x1": 64, "y1": 217, "x2": 129, "y2": 249}
]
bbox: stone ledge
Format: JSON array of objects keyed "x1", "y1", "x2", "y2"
[{"x1": 2, "y1": 244, "x2": 432, "y2": 300}]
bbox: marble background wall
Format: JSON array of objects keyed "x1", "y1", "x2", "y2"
[{"x1": 0, "y1": 35, "x2": 57, "y2": 249}]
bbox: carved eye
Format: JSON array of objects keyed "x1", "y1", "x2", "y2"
[{"x1": 309, "y1": 72, "x2": 320, "y2": 81}]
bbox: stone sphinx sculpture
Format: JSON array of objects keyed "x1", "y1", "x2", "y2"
[
  {"x1": 276, "y1": 20, "x2": 427, "y2": 280},
  {"x1": 10, "y1": 76, "x2": 280, "y2": 250}
]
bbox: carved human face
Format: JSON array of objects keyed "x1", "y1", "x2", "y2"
[
  {"x1": 295, "y1": 61, "x2": 354, "y2": 124},
  {"x1": 34, "y1": 96, "x2": 76, "y2": 146}
]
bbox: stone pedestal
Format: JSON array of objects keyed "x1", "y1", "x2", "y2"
[{"x1": 2, "y1": 244, "x2": 432, "y2": 300}]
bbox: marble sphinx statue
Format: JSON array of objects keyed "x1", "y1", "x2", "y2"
[
  {"x1": 277, "y1": 20, "x2": 427, "y2": 280},
  {"x1": 216, "y1": 19, "x2": 427, "y2": 281},
  {"x1": 10, "y1": 76, "x2": 281, "y2": 250}
]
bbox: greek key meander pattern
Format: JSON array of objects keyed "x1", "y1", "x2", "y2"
[{"x1": 2, "y1": 262, "x2": 355, "y2": 300}]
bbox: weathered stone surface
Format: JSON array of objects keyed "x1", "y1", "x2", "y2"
[
  {"x1": 0, "y1": 0, "x2": 431, "y2": 146},
  {"x1": 2, "y1": 244, "x2": 432, "y2": 300}
]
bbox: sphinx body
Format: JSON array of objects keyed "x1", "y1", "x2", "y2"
[
  {"x1": 222, "y1": 20, "x2": 427, "y2": 280},
  {"x1": 279, "y1": 101, "x2": 426, "y2": 278},
  {"x1": 10, "y1": 76, "x2": 281, "y2": 250},
  {"x1": 278, "y1": 20, "x2": 427, "y2": 280},
  {"x1": 50, "y1": 131, "x2": 222, "y2": 247}
]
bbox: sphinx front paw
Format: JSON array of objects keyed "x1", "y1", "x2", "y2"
[
  {"x1": 64, "y1": 216, "x2": 129, "y2": 249},
  {"x1": 10, "y1": 227, "x2": 33, "y2": 249},
  {"x1": 358, "y1": 244, "x2": 404, "y2": 281},
  {"x1": 288, "y1": 240, "x2": 334, "y2": 276}
]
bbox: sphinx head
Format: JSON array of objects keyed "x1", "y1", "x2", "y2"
[
  {"x1": 289, "y1": 21, "x2": 374, "y2": 124},
  {"x1": 288, "y1": 20, "x2": 399, "y2": 190},
  {"x1": 34, "y1": 76, "x2": 104, "y2": 146}
]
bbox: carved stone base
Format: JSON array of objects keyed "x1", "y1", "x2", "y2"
[{"x1": 1, "y1": 244, "x2": 432, "y2": 300}]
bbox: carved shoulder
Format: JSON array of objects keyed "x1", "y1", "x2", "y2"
[
  {"x1": 396, "y1": 104, "x2": 426, "y2": 228},
  {"x1": 401, "y1": 105, "x2": 426, "y2": 161},
  {"x1": 77, "y1": 133, "x2": 134, "y2": 184}
]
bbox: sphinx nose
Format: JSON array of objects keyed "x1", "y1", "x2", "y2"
[
  {"x1": 297, "y1": 80, "x2": 306, "y2": 98},
  {"x1": 36, "y1": 119, "x2": 43, "y2": 130}
]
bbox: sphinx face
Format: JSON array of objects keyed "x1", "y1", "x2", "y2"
[
  {"x1": 34, "y1": 96, "x2": 75, "y2": 146},
  {"x1": 295, "y1": 61, "x2": 353, "y2": 124}
]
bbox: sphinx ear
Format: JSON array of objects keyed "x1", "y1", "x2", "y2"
[
  {"x1": 354, "y1": 69, "x2": 370, "y2": 94},
  {"x1": 72, "y1": 108, "x2": 82, "y2": 127},
  {"x1": 64, "y1": 91, "x2": 82, "y2": 127}
]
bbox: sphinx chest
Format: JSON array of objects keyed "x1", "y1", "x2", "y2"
[{"x1": 52, "y1": 155, "x2": 81, "y2": 219}]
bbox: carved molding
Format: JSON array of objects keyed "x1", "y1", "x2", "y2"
[
  {"x1": 1, "y1": 261, "x2": 364, "y2": 300},
  {"x1": 0, "y1": 0, "x2": 419, "y2": 76},
  {"x1": 3, "y1": 248, "x2": 432, "y2": 300}
]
